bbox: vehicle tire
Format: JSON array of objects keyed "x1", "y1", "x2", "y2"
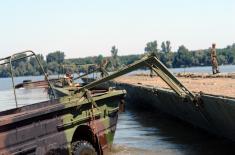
[{"x1": 72, "y1": 141, "x2": 97, "y2": 155}]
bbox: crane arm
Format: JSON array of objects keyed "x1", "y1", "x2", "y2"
[{"x1": 79, "y1": 55, "x2": 195, "y2": 100}]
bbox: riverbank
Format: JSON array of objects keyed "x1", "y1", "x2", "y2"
[{"x1": 114, "y1": 73, "x2": 235, "y2": 98}]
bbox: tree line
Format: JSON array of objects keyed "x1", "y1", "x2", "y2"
[
  {"x1": 0, "y1": 42, "x2": 235, "y2": 77},
  {"x1": 144, "y1": 41, "x2": 235, "y2": 68}
]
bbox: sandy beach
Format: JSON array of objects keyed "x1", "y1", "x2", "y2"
[{"x1": 114, "y1": 74, "x2": 235, "y2": 98}]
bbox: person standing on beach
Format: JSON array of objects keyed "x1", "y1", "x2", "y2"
[{"x1": 210, "y1": 43, "x2": 220, "y2": 74}]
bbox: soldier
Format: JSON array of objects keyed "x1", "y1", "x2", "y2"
[
  {"x1": 64, "y1": 72, "x2": 80, "y2": 87},
  {"x1": 211, "y1": 43, "x2": 220, "y2": 74},
  {"x1": 64, "y1": 72, "x2": 73, "y2": 86}
]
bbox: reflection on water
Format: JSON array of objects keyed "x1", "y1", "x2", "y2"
[{"x1": 111, "y1": 108, "x2": 235, "y2": 155}]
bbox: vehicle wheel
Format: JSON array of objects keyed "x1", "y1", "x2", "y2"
[{"x1": 72, "y1": 141, "x2": 97, "y2": 155}]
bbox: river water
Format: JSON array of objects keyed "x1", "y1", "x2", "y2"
[
  {"x1": 1, "y1": 65, "x2": 235, "y2": 154},
  {"x1": 128, "y1": 64, "x2": 235, "y2": 75},
  {"x1": 112, "y1": 109, "x2": 235, "y2": 155}
]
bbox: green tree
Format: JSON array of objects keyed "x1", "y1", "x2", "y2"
[
  {"x1": 160, "y1": 52, "x2": 175, "y2": 68},
  {"x1": 166, "y1": 41, "x2": 171, "y2": 53},
  {"x1": 232, "y1": 43, "x2": 235, "y2": 49},
  {"x1": 119, "y1": 54, "x2": 140, "y2": 65},
  {"x1": 161, "y1": 42, "x2": 166, "y2": 53},
  {"x1": 11, "y1": 53, "x2": 28, "y2": 68},
  {"x1": 173, "y1": 45, "x2": 192, "y2": 67},
  {"x1": 29, "y1": 54, "x2": 46, "y2": 74},
  {"x1": 96, "y1": 54, "x2": 104, "y2": 65},
  {"x1": 47, "y1": 61, "x2": 60, "y2": 74},
  {"x1": 110, "y1": 46, "x2": 120, "y2": 70},
  {"x1": 145, "y1": 41, "x2": 158, "y2": 55},
  {"x1": 0, "y1": 65, "x2": 10, "y2": 77},
  {"x1": 46, "y1": 51, "x2": 65, "y2": 64}
]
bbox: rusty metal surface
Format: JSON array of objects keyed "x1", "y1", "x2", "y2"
[{"x1": 15, "y1": 79, "x2": 59, "y2": 89}]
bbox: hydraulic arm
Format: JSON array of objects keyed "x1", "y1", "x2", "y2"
[{"x1": 79, "y1": 54, "x2": 195, "y2": 101}]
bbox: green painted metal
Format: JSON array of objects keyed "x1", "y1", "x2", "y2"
[
  {"x1": 1, "y1": 51, "x2": 200, "y2": 154},
  {"x1": 79, "y1": 54, "x2": 195, "y2": 100}
]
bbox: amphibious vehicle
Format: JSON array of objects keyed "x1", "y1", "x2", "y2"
[
  {"x1": 0, "y1": 51, "x2": 126, "y2": 155},
  {"x1": 0, "y1": 51, "x2": 200, "y2": 155}
]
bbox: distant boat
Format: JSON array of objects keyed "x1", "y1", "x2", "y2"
[{"x1": 15, "y1": 78, "x2": 59, "y2": 89}]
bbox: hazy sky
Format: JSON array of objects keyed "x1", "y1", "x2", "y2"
[{"x1": 0, "y1": 0, "x2": 234, "y2": 58}]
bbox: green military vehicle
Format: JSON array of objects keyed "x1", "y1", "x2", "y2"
[
  {"x1": 0, "y1": 51, "x2": 197, "y2": 155},
  {"x1": 0, "y1": 51, "x2": 126, "y2": 155}
]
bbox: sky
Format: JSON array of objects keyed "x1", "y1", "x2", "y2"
[{"x1": 0, "y1": 0, "x2": 234, "y2": 58}]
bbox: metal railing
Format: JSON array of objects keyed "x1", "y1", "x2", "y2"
[{"x1": 0, "y1": 50, "x2": 56, "y2": 108}]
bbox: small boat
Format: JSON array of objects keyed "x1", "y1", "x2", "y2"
[{"x1": 15, "y1": 79, "x2": 58, "y2": 89}]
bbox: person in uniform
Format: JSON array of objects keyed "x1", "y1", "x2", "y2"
[
  {"x1": 211, "y1": 43, "x2": 220, "y2": 74},
  {"x1": 64, "y1": 72, "x2": 73, "y2": 86},
  {"x1": 64, "y1": 72, "x2": 80, "y2": 87}
]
